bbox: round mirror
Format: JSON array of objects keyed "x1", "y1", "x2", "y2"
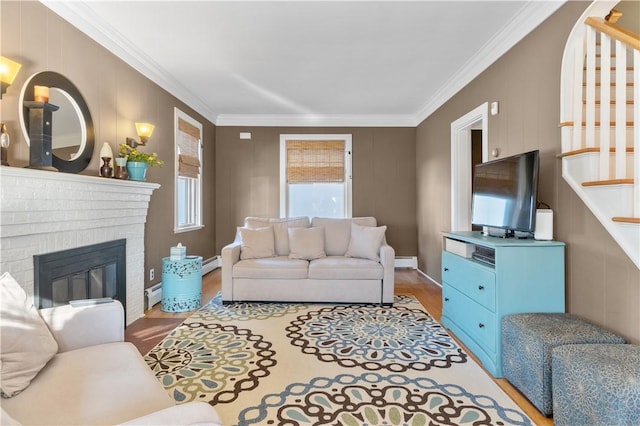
[
  {"x1": 49, "y1": 88, "x2": 85, "y2": 161},
  {"x1": 19, "y1": 71, "x2": 94, "y2": 173}
]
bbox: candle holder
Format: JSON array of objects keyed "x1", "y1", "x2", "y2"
[
  {"x1": 100, "y1": 157, "x2": 113, "y2": 178},
  {"x1": 24, "y1": 101, "x2": 59, "y2": 171}
]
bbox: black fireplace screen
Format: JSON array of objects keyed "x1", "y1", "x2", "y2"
[{"x1": 34, "y1": 239, "x2": 126, "y2": 311}]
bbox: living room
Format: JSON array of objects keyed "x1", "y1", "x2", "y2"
[{"x1": 1, "y1": 0, "x2": 639, "y2": 424}]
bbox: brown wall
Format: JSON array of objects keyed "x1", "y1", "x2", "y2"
[
  {"x1": 416, "y1": 1, "x2": 640, "y2": 343},
  {"x1": 215, "y1": 127, "x2": 417, "y2": 255},
  {"x1": 4, "y1": 2, "x2": 637, "y2": 342},
  {"x1": 1, "y1": 1, "x2": 217, "y2": 289}
]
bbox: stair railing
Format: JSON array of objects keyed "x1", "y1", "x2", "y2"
[
  {"x1": 584, "y1": 16, "x2": 639, "y2": 218},
  {"x1": 561, "y1": 9, "x2": 640, "y2": 218}
]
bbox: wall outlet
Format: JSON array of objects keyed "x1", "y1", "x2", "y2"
[{"x1": 149, "y1": 268, "x2": 155, "y2": 281}]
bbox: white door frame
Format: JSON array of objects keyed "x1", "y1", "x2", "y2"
[{"x1": 450, "y1": 102, "x2": 489, "y2": 231}]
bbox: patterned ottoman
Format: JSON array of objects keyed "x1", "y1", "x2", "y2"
[
  {"x1": 501, "y1": 313, "x2": 625, "y2": 416},
  {"x1": 552, "y1": 344, "x2": 640, "y2": 426}
]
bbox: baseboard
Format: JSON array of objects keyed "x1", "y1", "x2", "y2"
[
  {"x1": 395, "y1": 256, "x2": 417, "y2": 269},
  {"x1": 203, "y1": 255, "x2": 221, "y2": 275},
  {"x1": 418, "y1": 268, "x2": 442, "y2": 287}
]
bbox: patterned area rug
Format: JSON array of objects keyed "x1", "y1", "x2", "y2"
[{"x1": 144, "y1": 294, "x2": 532, "y2": 425}]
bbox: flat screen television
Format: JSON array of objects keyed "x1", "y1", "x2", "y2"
[{"x1": 471, "y1": 149, "x2": 539, "y2": 238}]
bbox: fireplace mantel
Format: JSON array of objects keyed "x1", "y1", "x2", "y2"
[{"x1": 0, "y1": 166, "x2": 159, "y2": 325}]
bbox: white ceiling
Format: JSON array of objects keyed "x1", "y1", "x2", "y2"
[{"x1": 42, "y1": 1, "x2": 565, "y2": 127}]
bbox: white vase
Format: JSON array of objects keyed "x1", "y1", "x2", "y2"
[{"x1": 99, "y1": 142, "x2": 113, "y2": 159}]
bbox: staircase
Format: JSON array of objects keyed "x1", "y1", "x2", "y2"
[{"x1": 560, "y1": 3, "x2": 640, "y2": 269}]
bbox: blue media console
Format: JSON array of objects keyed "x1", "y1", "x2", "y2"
[{"x1": 440, "y1": 231, "x2": 565, "y2": 378}]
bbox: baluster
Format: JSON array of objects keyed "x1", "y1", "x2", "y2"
[
  {"x1": 585, "y1": 26, "x2": 597, "y2": 149},
  {"x1": 572, "y1": 36, "x2": 585, "y2": 151},
  {"x1": 614, "y1": 39, "x2": 627, "y2": 179},
  {"x1": 599, "y1": 32, "x2": 612, "y2": 180},
  {"x1": 634, "y1": 48, "x2": 639, "y2": 217}
]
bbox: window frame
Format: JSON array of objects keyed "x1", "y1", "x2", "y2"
[
  {"x1": 174, "y1": 108, "x2": 204, "y2": 233},
  {"x1": 279, "y1": 134, "x2": 352, "y2": 218}
]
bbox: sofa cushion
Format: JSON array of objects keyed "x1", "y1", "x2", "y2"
[
  {"x1": 311, "y1": 217, "x2": 377, "y2": 256},
  {"x1": 0, "y1": 272, "x2": 58, "y2": 398},
  {"x1": 345, "y1": 222, "x2": 387, "y2": 262},
  {"x1": 239, "y1": 226, "x2": 276, "y2": 259},
  {"x1": 0, "y1": 342, "x2": 174, "y2": 425},
  {"x1": 245, "y1": 217, "x2": 310, "y2": 256},
  {"x1": 233, "y1": 257, "x2": 309, "y2": 279},
  {"x1": 309, "y1": 256, "x2": 384, "y2": 280},
  {"x1": 288, "y1": 227, "x2": 326, "y2": 260}
]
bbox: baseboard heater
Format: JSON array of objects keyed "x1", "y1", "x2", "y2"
[
  {"x1": 144, "y1": 283, "x2": 163, "y2": 310},
  {"x1": 202, "y1": 255, "x2": 220, "y2": 275},
  {"x1": 395, "y1": 256, "x2": 418, "y2": 269},
  {"x1": 144, "y1": 255, "x2": 221, "y2": 310}
]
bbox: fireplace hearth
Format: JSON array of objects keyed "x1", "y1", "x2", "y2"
[{"x1": 34, "y1": 239, "x2": 126, "y2": 316}]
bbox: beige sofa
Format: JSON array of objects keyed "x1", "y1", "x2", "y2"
[
  {"x1": 0, "y1": 272, "x2": 221, "y2": 426},
  {"x1": 221, "y1": 217, "x2": 394, "y2": 304}
]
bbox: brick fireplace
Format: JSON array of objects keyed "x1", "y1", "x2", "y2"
[{"x1": 0, "y1": 167, "x2": 159, "y2": 325}]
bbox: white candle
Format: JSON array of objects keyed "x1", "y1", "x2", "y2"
[{"x1": 34, "y1": 86, "x2": 49, "y2": 103}]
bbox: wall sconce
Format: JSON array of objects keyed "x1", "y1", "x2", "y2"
[
  {"x1": 0, "y1": 56, "x2": 22, "y2": 99},
  {"x1": 1, "y1": 123, "x2": 10, "y2": 166},
  {"x1": 126, "y1": 122, "x2": 154, "y2": 148},
  {"x1": 137, "y1": 122, "x2": 154, "y2": 144}
]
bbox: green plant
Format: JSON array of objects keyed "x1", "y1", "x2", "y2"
[{"x1": 119, "y1": 143, "x2": 163, "y2": 167}]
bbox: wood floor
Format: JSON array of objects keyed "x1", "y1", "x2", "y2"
[{"x1": 125, "y1": 269, "x2": 551, "y2": 426}]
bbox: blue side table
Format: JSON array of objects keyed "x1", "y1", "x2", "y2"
[{"x1": 161, "y1": 255, "x2": 202, "y2": 312}]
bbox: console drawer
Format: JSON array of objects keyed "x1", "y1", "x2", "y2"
[
  {"x1": 442, "y1": 284, "x2": 496, "y2": 354},
  {"x1": 442, "y1": 251, "x2": 496, "y2": 311}
]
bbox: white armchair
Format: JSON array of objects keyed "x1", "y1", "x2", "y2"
[{"x1": 1, "y1": 299, "x2": 221, "y2": 426}]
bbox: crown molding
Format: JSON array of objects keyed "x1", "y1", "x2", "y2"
[
  {"x1": 41, "y1": 0, "x2": 565, "y2": 129},
  {"x1": 413, "y1": 0, "x2": 566, "y2": 126},
  {"x1": 41, "y1": 0, "x2": 218, "y2": 124},
  {"x1": 214, "y1": 114, "x2": 417, "y2": 128}
]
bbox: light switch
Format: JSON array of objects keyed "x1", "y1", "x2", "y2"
[{"x1": 490, "y1": 102, "x2": 499, "y2": 116}]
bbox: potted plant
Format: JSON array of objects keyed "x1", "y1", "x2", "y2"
[{"x1": 119, "y1": 143, "x2": 163, "y2": 181}]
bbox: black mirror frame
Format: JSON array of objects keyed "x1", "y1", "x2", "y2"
[{"x1": 21, "y1": 71, "x2": 94, "y2": 173}]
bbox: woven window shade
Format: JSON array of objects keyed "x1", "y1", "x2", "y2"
[
  {"x1": 287, "y1": 140, "x2": 345, "y2": 183},
  {"x1": 177, "y1": 118, "x2": 201, "y2": 178},
  {"x1": 178, "y1": 118, "x2": 200, "y2": 139},
  {"x1": 179, "y1": 154, "x2": 200, "y2": 179}
]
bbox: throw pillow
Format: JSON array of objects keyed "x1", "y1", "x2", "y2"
[
  {"x1": 345, "y1": 223, "x2": 387, "y2": 261},
  {"x1": 239, "y1": 226, "x2": 276, "y2": 260},
  {"x1": 288, "y1": 227, "x2": 326, "y2": 260},
  {"x1": 245, "y1": 217, "x2": 310, "y2": 256},
  {"x1": 0, "y1": 272, "x2": 59, "y2": 398},
  {"x1": 311, "y1": 217, "x2": 377, "y2": 256}
]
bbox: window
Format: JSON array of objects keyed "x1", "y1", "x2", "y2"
[
  {"x1": 174, "y1": 108, "x2": 203, "y2": 232},
  {"x1": 280, "y1": 134, "x2": 352, "y2": 218}
]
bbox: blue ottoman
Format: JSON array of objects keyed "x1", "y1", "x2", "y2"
[
  {"x1": 552, "y1": 344, "x2": 640, "y2": 426},
  {"x1": 501, "y1": 313, "x2": 625, "y2": 416}
]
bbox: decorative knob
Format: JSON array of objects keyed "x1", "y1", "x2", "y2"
[
  {"x1": 478, "y1": 323, "x2": 485, "y2": 328},
  {"x1": 444, "y1": 297, "x2": 450, "y2": 302},
  {"x1": 478, "y1": 285, "x2": 485, "y2": 290},
  {"x1": 444, "y1": 267, "x2": 449, "y2": 272}
]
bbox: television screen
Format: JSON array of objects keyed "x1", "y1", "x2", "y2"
[{"x1": 471, "y1": 150, "x2": 539, "y2": 236}]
